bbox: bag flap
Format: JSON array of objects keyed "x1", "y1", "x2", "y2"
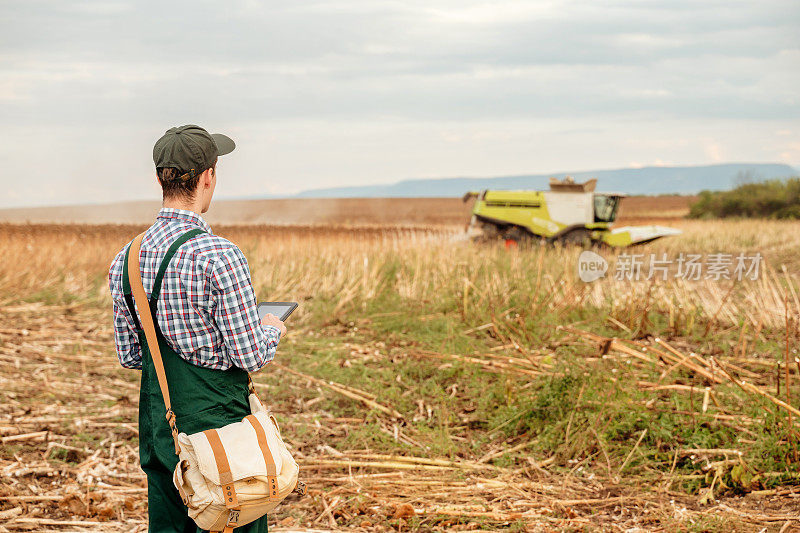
[{"x1": 185, "y1": 411, "x2": 285, "y2": 485}]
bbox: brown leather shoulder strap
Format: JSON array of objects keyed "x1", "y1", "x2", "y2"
[{"x1": 127, "y1": 232, "x2": 180, "y2": 453}]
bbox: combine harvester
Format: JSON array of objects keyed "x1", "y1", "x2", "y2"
[{"x1": 462, "y1": 177, "x2": 681, "y2": 247}]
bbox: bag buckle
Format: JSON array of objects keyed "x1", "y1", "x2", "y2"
[
  {"x1": 293, "y1": 480, "x2": 307, "y2": 496},
  {"x1": 222, "y1": 509, "x2": 240, "y2": 533},
  {"x1": 165, "y1": 409, "x2": 181, "y2": 454}
]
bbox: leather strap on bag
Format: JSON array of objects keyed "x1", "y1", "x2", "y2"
[
  {"x1": 204, "y1": 429, "x2": 239, "y2": 509},
  {"x1": 245, "y1": 415, "x2": 279, "y2": 500},
  {"x1": 203, "y1": 430, "x2": 242, "y2": 533}
]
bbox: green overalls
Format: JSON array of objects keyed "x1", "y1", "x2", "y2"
[{"x1": 122, "y1": 229, "x2": 269, "y2": 533}]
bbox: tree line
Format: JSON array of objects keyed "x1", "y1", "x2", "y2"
[{"x1": 689, "y1": 177, "x2": 800, "y2": 219}]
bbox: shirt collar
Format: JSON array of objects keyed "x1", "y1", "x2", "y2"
[{"x1": 157, "y1": 208, "x2": 213, "y2": 234}]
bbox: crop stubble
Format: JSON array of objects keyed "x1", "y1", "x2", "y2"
[{"x1": 1, "y1": 217, "x2": 800, "y2": 531}]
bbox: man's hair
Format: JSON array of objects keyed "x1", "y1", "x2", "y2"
[{"x1": 157, "y1": 158, "x2": 217, "y2": 201}]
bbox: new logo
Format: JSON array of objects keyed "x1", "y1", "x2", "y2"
[{"x1": 578, "y1": 250, "x2": 608, "y2": 282}]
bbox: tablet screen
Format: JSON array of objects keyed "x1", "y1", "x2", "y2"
[{"x1": 257, "y1": 302, "x2": 298, "y2": 322}]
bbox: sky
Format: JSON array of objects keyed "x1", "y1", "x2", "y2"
[{"x1": 1, "y1": 0, "x2": 799, "y2": 208}]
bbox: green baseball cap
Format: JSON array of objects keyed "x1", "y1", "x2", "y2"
[{"x1": 153, "y1": 124, "x2": 236, "y2": 181}]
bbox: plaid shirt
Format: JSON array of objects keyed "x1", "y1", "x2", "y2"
[{"x1": 108, "y1": 208, "x2": 280, "y2": 372}]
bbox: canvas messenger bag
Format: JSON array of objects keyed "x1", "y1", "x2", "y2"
[{"x1": 127, "y1": 233, "x2": 305, "y2": 532}]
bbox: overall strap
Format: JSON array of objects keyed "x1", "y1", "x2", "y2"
[
  {"x1": 151, "y1": 228, "x2": 205, "y2": 302},
  {"x1": 121, "y1": 228, "x2": 204, "y2": 331},
  {"x1": 124, "y1": 229, "x2": 204, "y2": 455},
  {"x1": 121, "y1": 248, "x2": 141, "y2": 331}
]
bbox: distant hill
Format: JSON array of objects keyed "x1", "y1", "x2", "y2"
[{"x1": 296, "y1": 163, "x2": 798, "y2": 198}]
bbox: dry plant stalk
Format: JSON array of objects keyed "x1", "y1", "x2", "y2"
[{"x1": 272, "y1": 362, "x2": 405, "y2": 420}]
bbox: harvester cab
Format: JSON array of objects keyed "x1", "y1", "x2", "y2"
[{"x1": 463, "y1": 177, "x2": 681, "y2": 247}]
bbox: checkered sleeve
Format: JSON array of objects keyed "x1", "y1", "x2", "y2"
[
  {"x1": 210, "y1": 246, "x2": 280, "y2": 372},
  {"x1": 108, "y1": 248, "x2": 142, "y2": 369}
]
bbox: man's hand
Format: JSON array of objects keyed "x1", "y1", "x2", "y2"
[{"x1": 261, "y1": 313, "x2": 287, "y2": 338}]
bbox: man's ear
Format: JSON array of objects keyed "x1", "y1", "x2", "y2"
[{"x1": 201, "y1": 168, "x2": 214, "y2": 189}]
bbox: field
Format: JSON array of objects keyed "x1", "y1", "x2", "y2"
[{"x1": 2, "y1": 205, "x2": 800, "y2": 532}]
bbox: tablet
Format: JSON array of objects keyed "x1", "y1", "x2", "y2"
[{"x1": 257, "y1": 302, "x2": 298, "y2": 322}]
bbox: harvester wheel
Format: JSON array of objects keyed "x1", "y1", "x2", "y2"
[
  {"x1": 554, "y1": 228, "x2": 591, "y2": 247},
  {"x1": 501, "y1": 227, "x2": 545, "y2": 248},
  {"x1": 503, "y1": 227, "x2": 528, "y2": 243}
]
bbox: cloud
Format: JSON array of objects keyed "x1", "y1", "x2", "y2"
[{"x1": 0, "y1": 0, "x2": 798, "y2": 207}]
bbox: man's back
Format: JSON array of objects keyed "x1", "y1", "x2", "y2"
[{"x1": 108, "y1": 207, "x2": 281, "y2": 373}]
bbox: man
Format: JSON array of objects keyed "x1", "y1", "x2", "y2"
[{"x1": 108, "y1": 125, "x2": 285, "y2": 532}]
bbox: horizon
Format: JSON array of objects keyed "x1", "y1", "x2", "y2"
[{"x1": 0, "y1": 161, "x2": 796, "y2": 211}]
